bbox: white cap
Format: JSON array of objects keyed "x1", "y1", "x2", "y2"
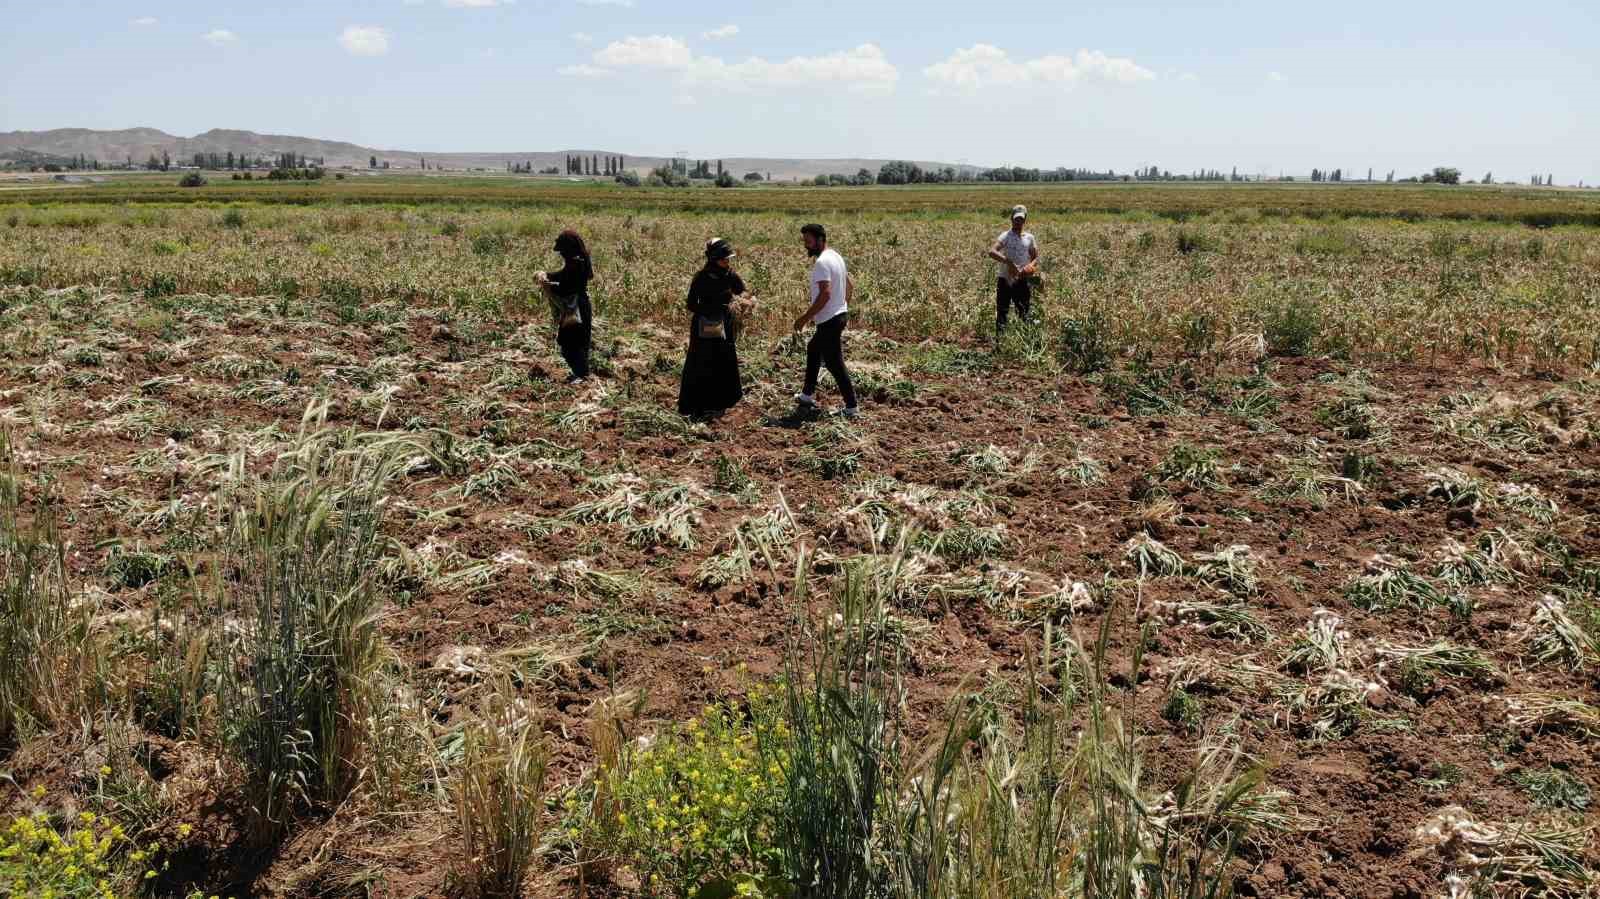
[{"x1": 1011, "y1": 204, "x2": 1028, "y2": 220}]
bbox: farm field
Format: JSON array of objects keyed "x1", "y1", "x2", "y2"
[
  {"x1": 1, "y1": 182, "x2": 1598, "y2": 899},
  {"x1": 11, "y1": 173, "x2": 1600, "y2": 226}
]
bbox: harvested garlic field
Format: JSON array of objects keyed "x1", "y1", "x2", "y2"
[{"x1": 1, "y1": 181, "x2": 1597, "y2": 898}]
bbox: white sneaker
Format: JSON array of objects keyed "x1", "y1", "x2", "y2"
[
  {"x1": 794, "y1": 393, "x2": 818, "y2": 409},
  {"x1": 840, "y1": 406, "x2": 860, "y2": 420}
]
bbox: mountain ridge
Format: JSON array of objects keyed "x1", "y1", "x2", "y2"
[{"x1": 0, "y1": 127, "x2": 971, "y2": 181}]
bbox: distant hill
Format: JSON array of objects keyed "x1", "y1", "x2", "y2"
[{"x1": 0, "y1": 127, "x2": 971, "y2": 182}]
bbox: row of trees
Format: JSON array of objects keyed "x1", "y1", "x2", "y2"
[
  {"x1": 872, "y1": 161, "x2": 1130, "y2": 185},
  {"x1": 120, "y1": 151, "x2": 329, "y2": 171},
  {"x1": 9, "y1": 151, "x2": 285, "y2": 173},
  {"x1": 567, "y1": 154, "x2": 626, "y2": 175},
  {"x1": 853, "y1": 161, "x2": 1562, "y2": 187},
  {"x1": 57, "y1": 154, "x2": 102, "y2": 171},
  {"x1": 155, "y1": 151, "x2": 327, "y2": 173},
  {"x1": 266, "y1": 167, "x2": 326, "y2": 181},
  {"x1": 369, "y1": 155, "x2": 441, "y2": 170},
  {"x1": 1419, "y1": 167, "x2": 1461, "y2": 184},
  {"x1": 189, "y1": 152, "x2": 281, "y2": 170},
  {"x1": 1133, "y1": 166, "x2": 1235, "y2": 181},
  {"x1": 639, "y1": 163, "x2": 747, "y2": 188},
  {"x1": 271, "y1": 152, "x2": 322, "y2": 169},
  {"x1": 8, "y1": 149, "x2": 1566, "y2": 187}
]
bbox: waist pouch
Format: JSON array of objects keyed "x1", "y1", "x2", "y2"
[
  {"x1": 556, "y1": 295, "x2": 583, "y2": 330},
  {"x1": 697, "y1": 313, "x2": 727, "y2": 340}
]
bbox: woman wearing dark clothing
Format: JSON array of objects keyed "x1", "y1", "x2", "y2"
[
  {"x1": 537, "y1": 229, "x2": 594, "y2": 382},
  {"x1": 677, "y1": 238, "x2": 753, "y2": 418}
]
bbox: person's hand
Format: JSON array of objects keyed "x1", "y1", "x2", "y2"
[
  {"x1": 793, "y1": 314, "x2": 809, "y2": 333},
  {"x1": 1007, "y1": 262, "x2": 1021, "y2": 280}
]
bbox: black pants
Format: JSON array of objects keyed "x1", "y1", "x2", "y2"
[
  {"x1": 557, "y1": 293, "x2": 592, "y2": 378},
  {"x1": 996, "y1": 277, "x2": 1032, "y2": 332},
  {"x1": 804, "y1": 312, "x2": 856, "y2": 408}
]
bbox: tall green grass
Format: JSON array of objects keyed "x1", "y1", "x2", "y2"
[
  {"x1": 890, "y1": 617, "x2": 1276, "y2": 899},
  {"x1": 779, "y1": 548, "x2": 902, "y2": 899},
  {"x1": 0, "y1": 431, "x2": 99, "y2": 749},
  {"x1": 765, "y1": 538, "x2": 1286, "y2": 899},
  {"x1": 203, "y1": 405, "x2": 427, "y2": 841}
]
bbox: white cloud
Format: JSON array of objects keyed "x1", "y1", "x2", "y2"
[
  {"x1": 703, "y1": 24, "x2": 739, "y2": 40},
  {"x1": 559, "y1": 64, "x2": 614, "y2": 77},
  {"x1": 573, "y1": 31, "x2": 594, "y2": 44},
  {"x1": 1179, "y1": 72, "x2": 1197, "y2": 82},
  {"x1": 202, "y1": 29, "x2": 238, "y2": 46},
  {"x1": 595, "y1": 35, "x2": 692, "y2": 69},
  {"x1": 131, "y1": 16, "x2": 157, "y2": 26},
  {"x1": 685, "y1": 44, "x2": 899, "y2": 93},
  {"x1": 924, "y1": 44, "x2": 1154, "y2": 92},
  {"x1": 578, "y1": 0, "x2": 634, "y2": 6},
  {"x1": 673, "y1": 95, "x2": 697, "y2": 106},
  {"x1": 402, "y1": 0, "x2": 425, "y2": 5},
  {"x1": 589, "y1": 36, "x2": 898, "y2": 94},
  {"x1": 444, "y1": 0, "x2": 514, "y2": 7},
  {"x1": 340, "y1": 25, "x2": 391, "y2": 57},
  {"x1": 1268, "y1": 71, "x2": 1287, "y2": 82}
]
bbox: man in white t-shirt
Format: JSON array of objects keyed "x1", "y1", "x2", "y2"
[
  {"x1": 792, "y1": 223, "x2": 858, "y2": 418},
  {"x1": 986, "y1": 204, "x2": 1040, "y2": 333}
]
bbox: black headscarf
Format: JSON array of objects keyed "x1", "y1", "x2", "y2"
[{"x1": 554, "y1": 229, "x2": 593, "y2": 280}]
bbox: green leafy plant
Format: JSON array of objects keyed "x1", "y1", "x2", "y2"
[
  {"x1": 1058, "y1": 305, "x2": 1116, "y2": 374},
  {"x1": 1261, "y1": 297, "x2": 1320, "y2": 357},
  {"x1": 595, "y1": 687, "x2": 790, "y2": 896},
  {"x1": 0, "y1": 809, "x2": 155, "y2": 898},
  {"x1": 1163, "y1": 687, "x2": 1206, "y2": 732},
  {"x1": 1175, "y1": 226, "x2": 1212, "y2": 255},
  {"x1": 1510, "y1": 767, "x2": 1591, "y2": 812},
  {"x1": 1155, "y1": 443, "x2": 1223, "y2": 490}
]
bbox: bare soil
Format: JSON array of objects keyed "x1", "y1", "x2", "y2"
[{"x1": 1, "y1": 290, "x2": 1596, "y2": 898}]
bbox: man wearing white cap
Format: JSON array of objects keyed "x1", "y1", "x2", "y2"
[{"x1": 987, "y1": 204, "x2": 1040, "y2": 334}]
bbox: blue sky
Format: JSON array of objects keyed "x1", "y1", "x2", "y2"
[{"x1": 4, "y1": 1, "x2": 1596, "y2": 183}]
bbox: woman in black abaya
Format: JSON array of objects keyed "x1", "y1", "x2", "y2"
[
  {"x1": 677, "y1": 238, "x2": 753, "y2": 418},
  {"x1": 536, "y1": 229, "x2": 594, "y2": 383}
]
